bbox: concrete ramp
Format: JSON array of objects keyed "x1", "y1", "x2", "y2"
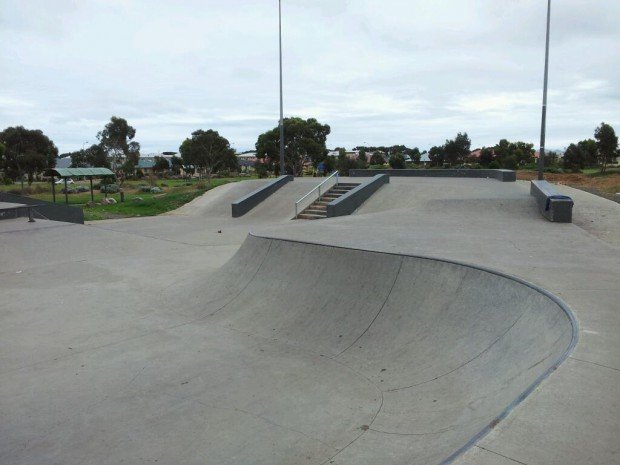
[{"x1": 158, "y1": 234, "x2": 576, "y2": 464}]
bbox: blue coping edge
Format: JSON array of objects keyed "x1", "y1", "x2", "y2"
[
  {"x1": 231, "y1": 175, "x2": 293, "y2": 217},
  {"x1": 349, "y1": 169, "x2": 516, "y2": 182},
  {"x1": 530, "y1": 180, "x2": 573, "y2": 223},
  {"x1": 326, "y1": 174, "x2": 389, "y2": 217},
  {"x1": 247, "y1": 232, "x2": 578, "y2": 465},
  {"x1": 0, "y1": 192, "x2": 84, "y2": 224}
]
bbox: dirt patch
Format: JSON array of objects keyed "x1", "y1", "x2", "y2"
[{"x1": 517, "y1": 170, "x2": 620, "y2": 203}]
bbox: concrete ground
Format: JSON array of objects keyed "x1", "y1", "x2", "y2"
[{"x1": 0, "y1": 177, "x2": 618, "y2": 464}]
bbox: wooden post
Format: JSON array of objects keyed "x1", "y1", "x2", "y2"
[
  {"x1": 64, "y1": 178, "x2": 68, "y2": 205},
  {"x1": 90, "y1": 177, "x2": 94, "y2": 202},
  {"x1": 51, "y1": 176, "x2": 56, "y2": 203}
]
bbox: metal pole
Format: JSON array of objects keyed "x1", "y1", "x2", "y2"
[
  {"x1": 537, "y1": 0, "x2": 551, "y2": 181},
  {"x1": 64, "y1": 178, "x2": 68, "y2": 205},
  {"x1": 278, "y1": 0, "x2": 285, "y2": 176},
  {"x1": 90, "y1": 177, "x2": 94, "y2": 202},
  {"x1": 51, "y1": 176, "x2": 56, "y2": 203}
]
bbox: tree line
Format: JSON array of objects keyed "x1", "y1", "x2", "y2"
[{"x1": 1, "y1": 116, "x2": 618, "y2": 186}]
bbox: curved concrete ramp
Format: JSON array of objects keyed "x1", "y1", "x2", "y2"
[{"x1": 161, "y1": 235, "x2": 576, "y2": 464}]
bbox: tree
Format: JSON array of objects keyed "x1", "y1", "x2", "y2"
[
  {"x1": 577, "y1": 139, "x2": 598, "y2": 167},
  {"x1": 170, "y1": 155, "x2": 183, "y2": 175},
  {"x1": 97, "y1": 116, "x2": 140, "y2": 172},
  {"x1": 255, "y1": 117, "x2": 330, "y2": 176},
  {"x1": 443, "y1": 132, "x2": 471, "y2": 165},
  {"x1": 563, "y1": 143, "x2": 586, "y2": 172},
  {"x1": 336, "y1": 150, "x2": 357, "y2": 175},
  {"x1": 594, "y1": 122, "x2": 618, "y2": 173},
  {"x1": 492, "y1": 139, "x2": 535, "y2": 168},
  {"x1": 389, "y1": 153, "x2": 406, "y2": 169},
  {"x1": 479, "y1": 147, "x2": 494, "y2": 167},
  {"x1": 369, "y1": 152, "x2": 386, "y2": 165},
  {"x1": 153, "y1": 156, "x2": 170, "y2": 175},
  {"x1": 0, "y1": 126, "x2": 58, "y2": 184},
  {"x1": 68, "y1": 144, "x2": 110, "y2": 168},
  {"x1": 428, "y1": 145, "x2": 445, "y2": 167},
  {"x1": 179, "y1": 129, "x2": 237, "y2": 182},
  {"x1": 357, "y1": 148, "x2": 368, "y2": 169}
]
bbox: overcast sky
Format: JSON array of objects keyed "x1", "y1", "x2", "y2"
[{"x1": 1, "y1": 0, "x2": 618, "y2": 155}]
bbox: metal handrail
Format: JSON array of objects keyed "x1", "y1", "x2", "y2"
[{"x1": 294, "y1": 171, "x2": 339, "y2": 218}]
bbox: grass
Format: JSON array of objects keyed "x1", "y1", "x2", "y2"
[{"x1": 1, "y1": 177, "x2": 256, "y2": 221}]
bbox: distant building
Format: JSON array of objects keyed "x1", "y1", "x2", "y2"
[{"x1": 237, "y1": 151, "x2": 258, "y2": 168}]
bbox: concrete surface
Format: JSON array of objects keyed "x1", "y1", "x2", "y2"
[{"x1": 0, "y1": 176, "x2": 618, "y2": 465}]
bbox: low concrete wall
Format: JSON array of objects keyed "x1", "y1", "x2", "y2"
[
  {"x1": 349, "y1": 168, "x2": 516, "y2": 182},
  {"x1": 231, "y1": 175, "x2": 293, "y2": 217},
  {"x1": 530, "y1": 180, "x2": 573, "y2": 223},
  {"x1": 0, "y1": 192, "x2": 84, "y2": 224},
  {"x1": 326, "y1": 174, "x2": 389, "y2": 218}
]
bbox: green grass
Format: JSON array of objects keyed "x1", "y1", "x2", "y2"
[{"x1": 1, "y1": 177, "x2": 255, "y2": 221}]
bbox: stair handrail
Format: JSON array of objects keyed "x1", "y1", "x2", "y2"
[{"x1": 294, "y1": 171, "x2": 339, "y2": 218}]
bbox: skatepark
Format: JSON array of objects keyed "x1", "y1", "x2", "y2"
[{"x1": 1, "y1": 176, "x2": 618, "y2": 465}]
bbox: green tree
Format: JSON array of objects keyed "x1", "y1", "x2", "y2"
[
  {"x1": 170, "y1": 155, "x2": 183, "y2": 175},
  {"x1": 179, "y1": 129, "x2": 237, "y2": 183},
  {"x1": 68, "y1": 144, "x2": 110, "y2": 168},
  {"x1": 255, "y1": 117, "x2": 330, "y2": 176},
  {"x1": 428, "y1": 145, "x2": 445, "y2": 167},
  {"x1": 594, "y1": 122, "x2": 618, "y2": 173},
  {"x1": 336, "y1": 150, "x2": 357, "y2": 175},
  {"x1": 492, "y1": 139, "x2": 535, "y2": 168},
  {"x1": 97, "y1": 116, "x2": 140, "y2": 172},
  {"x1": 479, "y1": 147, "x2": 494, "y2": 166},
  {"x1": 444, "y1": 132, "x2": 471, "y2": 165},
  {"x1": 369, "y1": 152, "x2": 386, "y2": 165},
  {"x1": 389, "y1": 153, "x2": 406, "y2": 169},
  {"x1": 563, "y1": 143, "x2": 586, "y2": 172},
  {"x1": 577, "y1": 139, "x2": 598, "y2": 167},
  {"x1": 0, "y1": 126, "x2": 58, "y2": 184},
  {"x1": 153, "y1": 156, "x2": 170, "y2": 175}
]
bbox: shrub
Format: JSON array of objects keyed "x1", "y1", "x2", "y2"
[
  {"x1": 255, "y1": 163, "x2": 269, "y2": 179},
  {"x1": 100, "y1": 184, "x2": 120, "y2": 193},
  {"x1": 389, "y1": 153, "x2": 406, "y2": 169},
  {"x1": 369, "y1": 164, "x2": 386, "y2": 170},
  {"x1": 488, "y1": 160, "x2": 501, "y2": 169}
]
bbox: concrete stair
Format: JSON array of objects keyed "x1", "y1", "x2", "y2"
[{"x1": 297, "y1": 183, "x2": 359, "y2": 220}]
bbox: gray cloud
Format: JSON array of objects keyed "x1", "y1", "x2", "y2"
[{"x1": 0, "y1": 0, "x2": 618, "y2": 154}]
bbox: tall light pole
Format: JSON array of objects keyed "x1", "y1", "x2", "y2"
[
  {"x1": 537, "y1": 0, "x2": 551, "y2": 181},
  {"x1": 278, "y1": 0, "x2": 285, "y2": 176}
]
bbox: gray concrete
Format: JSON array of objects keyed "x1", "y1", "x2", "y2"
[
  {"x1": 326, "y1": 174, "x2": 389, "y2": 217},
  {"x1": 1, "y1": 176, "x2": 618, "y2": 465},
  {"x1": 231, "y1": 175, "x2": 293, "y2": 217},
  {"x1": 530, "y1": 179, "x2": 573, "y2": 222},
  {"x1": 349, "y1": 168, "x2": 516, "y2": 182}
]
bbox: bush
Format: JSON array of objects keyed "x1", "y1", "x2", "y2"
[
  {"x1": 488, "y1": 160, "x2": 501, "y2": 169},
  {"x1": 1, "y1": 176, "x2": 13, "y2": 185},
  {"x1": 389, "y1": 153, "x2": 406, "y2": 169},
  {"x1": 217, "y1": 169, "x2": 230, "y2": 178},
  {"x1": 369, "y1": 164, "x2": 387, "y2": 170},
  {"x1": 135, "y1": 169, "x2": 144, "y2": 179},
  {"x1": 75, "y1": 185, "x2": 89, "y2": 193},
  {"x1": 544, "y1": 167, "x2": 564, "y2": 174},
  {"x1": 502, "y1": 156, "x2": 518, "y2": 170},
  {"x1": 139, "y1": 185, "x2": 163, "y2": 193},
  {"x1": 100, "y1": 183, "x2": 120, "y2": 193},
  {"x1": 255, "y1": 163, "x2": 269, "y2": 179}
]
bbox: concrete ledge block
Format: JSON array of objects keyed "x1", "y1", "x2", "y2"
[
  {"x1": 349, "y1": 169, "x2": 516, "y2": 182},
  {"x1": 326, "y1": 174, "x2": 389, "y2": 217},
  {"x1": 231, "y1": 175, "x2": 293, "y2": 217},
  {"x1": 530, "y1": 180, "x2": 573, "y2": 223}
]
